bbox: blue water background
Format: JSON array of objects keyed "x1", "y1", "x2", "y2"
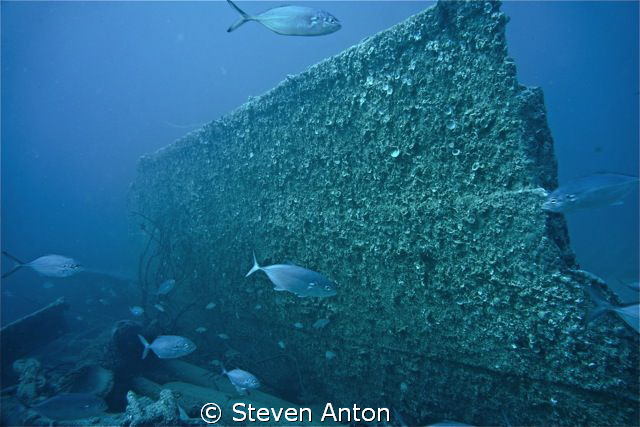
[{"x1": 1, "y1": 1, "x2": 638, "y2": 324}]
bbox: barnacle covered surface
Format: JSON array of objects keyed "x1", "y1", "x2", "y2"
[{"x1": 131, "y1": 1, "x2": 638, "y2": 425}]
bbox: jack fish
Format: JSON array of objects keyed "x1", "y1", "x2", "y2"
[
  {"x1": 2, "y1": 251, "x2": 82, "y2": 279},
  {"x1": 157, "y1": 279, "x2": 176, "y2": 295},
  {"x1": 246, "y1": 253, "x2": 337, "y2": 298},
  {"x1": 130, "y1": 306, "x2": 144, "y2": 316},
  {"x1": 138, "y1": 335, "x2": 197, "y2": 359},
  {"x1": 222, "y1": 366, "x2": 260, "y2": 394},
  {"x1": 542, "y1": 173, "x2": 639, "y2": 213},
  {"x1": 226, "y1": 0, "x2": 341, "y2": 36}
]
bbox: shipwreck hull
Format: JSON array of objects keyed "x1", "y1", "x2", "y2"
[{"x1": 131, "y1": 2, "x2": 638, "y2": 425}]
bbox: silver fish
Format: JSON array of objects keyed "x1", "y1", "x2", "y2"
[
  {"x1": 130, "y1": 306, "x2": 144, "y2": 316},
  {"x1": 222, "y1": 367, "x2": 260, "y2": 393},
  {"x1": 246, "y1": 253, "x2": 337, "y2": 298},
  {"x1": 138, "y1": 335, "x2": 197, "y2": 359},
  {"x1": 157, "y1": 279, "x2": 176, "y2": 295},
  {"x1": 32, "y1": 393, "x2": 107, "y2": 420},
  {"x1": 2, "y1": 251, "x2": 82, "y2": 279},
  {"x1": 542, "y1": 173, "x2": 639, "y2": 213},
  {"x1": 226, "y1": 0, "x2": 341, "y2": 36},
  {"x1": 586, "y1": 284, "x2": 639, "y2": 333}
]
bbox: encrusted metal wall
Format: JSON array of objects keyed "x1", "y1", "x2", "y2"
[{"x1": 131, "y1": 2, "x2": 638, "y2": 425}]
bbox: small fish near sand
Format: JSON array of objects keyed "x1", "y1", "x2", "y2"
[
  {"x1": 585, "y1": 284, "x2": 639, "y2": 333},
  {"x1": 226, "y1": 0, "x2": 341, "y2": 36},
  {"x1": 542, "y1": 173, "x2": 639, "y2": 213},
  {"x1": 31, "y1": 393, "x2": 107, "y2": 420},
  {"x1": 138, "y1": 335, "x2": 197, "y2": 359},
  {"x1": 246, "y1": 253, "x2": 337, "y2": 298},
  {"x1": 2, "y1": 251, "x2": 83, "y2": 279},
  {"x1": 222, "y1": 366, "x2": 260, "y2": 394}
]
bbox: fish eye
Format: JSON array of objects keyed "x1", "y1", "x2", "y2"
[{"x1": 549, "y1": 198, "x2": 557, "y2": 204}]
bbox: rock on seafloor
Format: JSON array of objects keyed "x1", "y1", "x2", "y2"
[
  {"x1": 124, "y1": 389, "x2": 180, "y2": 427},
  {"x1": 131, "y1": 1, "x2": 638, "y2": 425}
]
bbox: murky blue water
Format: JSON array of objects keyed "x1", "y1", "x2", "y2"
[{"x1": 1, "y1": 2, "x2": 638, "y2": 425}]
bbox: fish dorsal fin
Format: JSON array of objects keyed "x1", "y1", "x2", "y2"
[
  {"x1": 256, "y1": 4, "x2": 293, "y2": 17},
  {"x1": 1, "y1": 251, "x2": 25, "y2": 265}
]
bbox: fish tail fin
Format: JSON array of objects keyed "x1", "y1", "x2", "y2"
[
  {"x1": 1, "y1": 251, "x2": 25, "y2": 279},
  {"x1": 245, "y1": 252, "x2": 261, "y2": 277},
  {"x1": 2, "y1": 251, "x2": 25, "y2": 265},
  {"x1": 138, "y1": 334, "x2": 150, "y2": 359},
  {"x1": 226, "y1": 0, "x2": 252, "y2": 32},
  {"x1": 585, "y1": 284, "x2": 613, "y2": 323},
  {"x1": 227, "y1": 17, "x2": 251, "y2": 33}
]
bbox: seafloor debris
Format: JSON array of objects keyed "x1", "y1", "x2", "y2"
[
  {"x1": 13, "y1": 358, "x2": 46, "y2": 403},
  {"x1": 62, "y1": 364, "x2": 114, "y2": 397},
  {"x1": 1, "y1": 298, "x2": 68, "y2": 371},
  {"x1": 102, "y1": 320, "x2": 144, "y2": 373},
  {"x1": 123, "y1": 389, "x2": 180, "y2": 427}
]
